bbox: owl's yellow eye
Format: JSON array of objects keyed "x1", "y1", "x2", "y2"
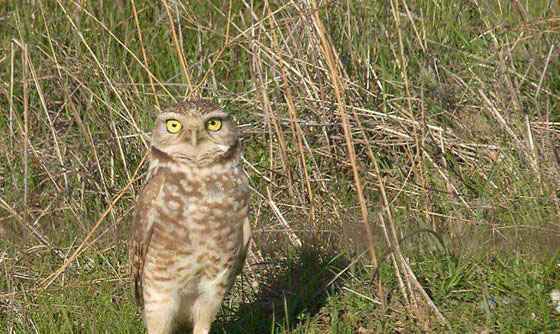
[
  {"x1": 166, "y1": 119, "x2": 182, "y2": 133},
  {"x1": 206, "y1": 118, "x2": 222, "y2": 132}
]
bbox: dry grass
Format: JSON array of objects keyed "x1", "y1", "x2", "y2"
[{"x1": 1, "y1": 0, "x2": 560, "y2": 333}]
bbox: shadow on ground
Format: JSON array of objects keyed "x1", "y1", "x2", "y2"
[{"x1": 212, "y1": 242, "x2": 350, "y2": 334}]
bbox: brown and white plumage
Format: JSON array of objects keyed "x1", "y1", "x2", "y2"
[{"x1": 129, "y1": 100, "x2": 251, "y2": 334}]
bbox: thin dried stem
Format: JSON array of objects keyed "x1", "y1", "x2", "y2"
[
  {"x1": 131, "y1": 0, "x2": 160, "y2": 109},
  {"x1": 306, "y1": 0, "x2": 377, "y2": 265},
  {"x1": 162, "y1": 0, "x2": 195, "y2": 98},
  {"x1": 9, "y1": 43, "x2": 15, "y2": 151},
  {"x1": 22, "y1": 45, "x2": 29, "y2": 228}
]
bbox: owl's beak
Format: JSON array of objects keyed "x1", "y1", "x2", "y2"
[{"x1": 190, "y1": 128, "x2": 198, "y2": 146}]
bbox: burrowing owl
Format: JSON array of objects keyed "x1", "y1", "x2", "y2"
[{"x1": 129, "y1": 100, "x2": 251, "y2": 334}]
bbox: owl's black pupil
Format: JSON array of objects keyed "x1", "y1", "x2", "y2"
[{"x1": 172, "y1": 123, "x2": 176, "y2": 127}]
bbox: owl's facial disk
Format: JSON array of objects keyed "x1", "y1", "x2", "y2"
[{"x1": 151, "y1": 110, "x2": 239, "y2": 164}]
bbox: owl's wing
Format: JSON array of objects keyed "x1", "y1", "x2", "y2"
[
  {"x1": 232, "y1": 186, "x2": 253, "y2": 279},
  {"x1": 129, "y1": 169, "x2": 164, "y2": 307},
  {"x1": 235, "y1": 216, "x2": 252, "y2": 277}
]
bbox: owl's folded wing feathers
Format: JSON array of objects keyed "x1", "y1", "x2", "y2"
[{"x1": 129, "y1": 171, "x2": 164, "y2": 307}]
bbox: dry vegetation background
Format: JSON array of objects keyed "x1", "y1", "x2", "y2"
[{"x1": 1, "y1": 0, "x2": 560, "y2": 333}]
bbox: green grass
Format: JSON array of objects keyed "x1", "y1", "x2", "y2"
[{"x1": 1, "y1": 0, "x2": 560, "y2": 333}]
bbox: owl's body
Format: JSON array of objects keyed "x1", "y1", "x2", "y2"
[{"x1": 129, "y1": 101, "x2": 251, "y2": 334}]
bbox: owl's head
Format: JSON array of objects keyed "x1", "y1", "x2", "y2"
[{"x1": 150, "y1": 100, "x2": 240, "y2": 165}]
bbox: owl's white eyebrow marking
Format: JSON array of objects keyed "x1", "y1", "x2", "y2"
[
  {"x1": 203, "y1": 110, "x2": 228, "y2": 120},
  {"x1": 156, "y1": 111, "x2": 184, "y2": 121}
]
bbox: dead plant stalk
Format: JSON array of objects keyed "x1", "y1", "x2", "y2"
[
  {"x1": 162, "y1": 0, "x2": 195, "y2": 98},
  {"x1": 131, "y1": 0, "x2": 160, "y2": 109},
  {"x1": 305, "y1": 0, "x2": 377, "y2": 267}
]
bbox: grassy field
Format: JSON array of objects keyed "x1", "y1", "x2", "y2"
[{"x1": 1, "y1": 0, "x2": 560, "y2": 333}]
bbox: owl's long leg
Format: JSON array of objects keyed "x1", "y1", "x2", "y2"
[
  {"x1": 143, "y1": 294, "x2": 180, "y2": 334},
  {"x1": 191, "y1": 289, "x2": 226, "y2": 334}
]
